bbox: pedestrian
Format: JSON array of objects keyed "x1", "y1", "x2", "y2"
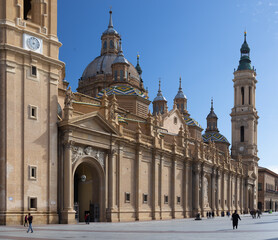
[
  {"x1": 206, "y1": 211, "x2": 209, "y2": 218},
  {"x1": 212, "y1": 211, "x2": 215, "y2": 218},
  {"x1": 85, "y1": 213, "x2": 90, "y2": 224},
  {"x1": 231, "y1": 210, "x2": 241, "y2": 229},
  {"x1": 24, "y1": 215, "x2": 28, "y2": 227},
  {"x1": 26, "y1": 213, "x2": 33, "y2": 233}
]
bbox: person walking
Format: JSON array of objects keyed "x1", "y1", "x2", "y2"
[
  {"x1": 85, "y1": 213, "x2": 90, "y2": 224},
  {"x1": 24, "y1": 215, "x2": 28, "y2": 227},
  {"x1": 232, "y1": 210, "x2": 241, "y2": 229},
  {"x1": 26, "y1": 213, "x2": 33, "y2": 233}
]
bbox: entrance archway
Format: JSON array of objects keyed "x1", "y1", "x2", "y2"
[{"x1": 73, "y1": 157, "x2": 105, "y2": 222}]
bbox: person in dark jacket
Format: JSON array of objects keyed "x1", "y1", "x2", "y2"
[
  {"x1": 85, "y1": 213, "x2": 90, "y2": 224},
  {"x1": 26, "y1": 213, "x2": 33, "y2": 233},
  {"x1": 232, "y1": 210, "x2": 241, "y2": 229}
]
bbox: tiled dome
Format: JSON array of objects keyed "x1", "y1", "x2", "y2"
[{"x1": 202, "y1": 132, "x2": 229, "y2": 144}]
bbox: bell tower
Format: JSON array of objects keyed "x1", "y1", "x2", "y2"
[
  {"x1": 0, "y1": 0, "x2": 64, "y2": 224},
  {"x1": 230, "y1": 32, "x2": 259, "y2": 211}
]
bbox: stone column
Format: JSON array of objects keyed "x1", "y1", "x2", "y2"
[
  {"x1": 151, "y1": 149, "x2": 160, "y2": 220},
  {"x1": 183, "y1": 161, "x2": 190, "y2": 218},
  {"x1": 227, "y1": 173, "x2": 231, "y2": 213},
  {"x1": 61, "y1": 136, "x2": 75, "y2": 224},
  {"x1": 117, "y1": 145, "x2": 123, "y2": 221},
  {"x1": 245, "y1": 179, "x2": 249, "y2": 213},
  {"x1": 135, "y1": 145, "x2": 142, "y2": 221},
  {"x1": 240, "y1": 176, "x2": 244, "y2": 213},
  {"x1": 200, "y1": 167, "x2": 204, "y2": 217},
  {"x1": 215, "y1": 169, "x2": 220, "y2": 215},
  {"x1": 171, "y1": 157, "x2": 176, "y2": 218},
  {"x1": 107, "y1": 147, "x2": 116, "y2": 221},
  {"x1": 211, "y1": 169, "x2": 216, "y2": 213},
  {"x1": 193, "y1": 163, "x2": 200, "y2": 217}
]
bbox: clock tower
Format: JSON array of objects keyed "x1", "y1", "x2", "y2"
[
  {"x1": 231, "y1": 32, "x2": 259, "y2": 211},
  {"x1": 0, "y1": 0, "x2": 64, "y2": 224}
]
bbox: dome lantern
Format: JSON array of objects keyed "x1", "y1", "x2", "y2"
[{"x1": 237, "y1": 32, "x2": 252, "y2": 71}]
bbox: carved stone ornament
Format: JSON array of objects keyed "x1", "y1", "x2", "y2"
[{"x1": 71, "y1": 146, "x2": 105, "y2": 168}]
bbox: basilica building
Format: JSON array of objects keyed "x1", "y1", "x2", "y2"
[{"x1": 0, "y1": 0, "x2": 259, "y2": 225}]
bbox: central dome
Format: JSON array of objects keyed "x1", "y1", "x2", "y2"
[{"x1": 81, "y1": 54, "x2": 140, "y2": 81}]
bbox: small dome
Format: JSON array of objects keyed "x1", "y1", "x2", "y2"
[
  {"x1": 102, "y1": 10, "x2": 120, "y2": 37},
  {"x1": 96, "y1": 85, "x2": 148, "y2": 100},
  {"x1": 184, "y1": 116, "x2": 202, "y2": 128},
  {"x1": 202, "y1": 132, "x2": 229, "y2": 144},
  {"x1": 81, "y1": 54, "x2": 140, "y2": 81}
]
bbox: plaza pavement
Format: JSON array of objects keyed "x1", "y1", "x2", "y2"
[{"x1": 0, "y1": 212, "x2": 278, "y2": 240}]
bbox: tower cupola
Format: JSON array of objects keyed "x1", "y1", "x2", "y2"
[
  {"x1": 237, "y1": 32, "x2": 252, "y2": 71},
  {"x1": 101, "y1": 10, "x2": 121, "y2": 55},
  {"x1": 153, "y1": 80, "x2": 167, "y2": 115},
  {"x1": 111, "y1": 41, "x2": 130, "y2": 82},
  {"x1": 206, "y1": 98, "x2": 218, "y2": 132},
  {"x1": 174, "y1": 77, "x2": 187, "y2": 115}
]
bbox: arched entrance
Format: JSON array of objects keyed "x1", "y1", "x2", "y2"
[{"x1": 73, "y1": 157, "x2": 105, "y2": 222}]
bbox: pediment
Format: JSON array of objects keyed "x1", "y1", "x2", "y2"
[{"x1": 62, "y1": 112, "x2": 118, "y2": 135}]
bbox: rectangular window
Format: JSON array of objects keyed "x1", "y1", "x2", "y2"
[
  {"x1": 29, "y1": 105, "x2": 38, "y2": 120},
  {"x1": 31, "y1": 66, "x2": 37, "y2": 76},
  {"x1": 143, "y1": 194, "x2": 148, "y2": 204},
  {"x1": 125, "y1": 192, "x2": 130, "y2": 203},
  {"x1": 177, "y1": 196, "x2": 181, "y2": 204},
  {"x1": 164, "y1": 195, "x2": 168, "y2": 204},
  {"x1": 29, "y1": 166, "x2": 37, "y2": 180},
  {"x1": 258, "y1": 183, "x2": 262, "y2": 191},
  {"x1": 114, "y1": 70, "x2": 117, "y2": 81},
  {"x1": 29, "y1": 197, "x2": 37, "y2": 210}
]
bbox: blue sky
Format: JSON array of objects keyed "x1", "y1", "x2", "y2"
[{"x1": 58, "y1": 0, "x2": 278, "y2": 172}]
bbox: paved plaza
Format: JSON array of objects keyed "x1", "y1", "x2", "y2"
[{"x1": 0, "y1": 212, "x2": 278, "y2": 240}]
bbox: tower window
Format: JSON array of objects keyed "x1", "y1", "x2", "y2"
[
  {"x1": 29, "y1": 166, "x2": 37, "y2": 180},
  {"x1": 103, "y1": 41, "x2": 107, "y2": 50},
  {"x1": 24, "y1": 0, "x2": 32, "y2": 20},
  {"x1": 177, "y1": 196, "x2": 181, "y2": 204},
  {"x1": 110, "y1": 40, "x2": 114, "y2": 49},
  {"x1": 240, "y1": 126, "x2": 244, "y2": 142},
  {"x1": 174, "y1": 117, "x2": 177, "y2": 125},
  {"x1": 28, "y1": 197, "x2": 37, "y2": 210},
  {"x1": 125, "y1": 192, "x2": 130, "y2": 203},
  {"x1": 164, "y1": 195, "x2": 168, "y2": 204},
  {"x1": 241, "y1": 87, "x2": 244, "y2": 105},
  {"x1": 31, "y1": 66, "x2": 37, "y2": 76},
  {"x1": 249, "y1": 87, "x2": 251, "y2": 105},
  {"x1": 114, "y1": 70, "x2": 117, "y2": 81},
  {"x1": 177, "y1": 103, "x2": 179, "y2": 109},
  {"x1": 120, "y1": 70, "x2": 123, "y2": 81},
  {"x1": 181, "y1": 103, "x2": 184, "y2": 111},
  {"x1": 143, "y1": 194, "x2": 148, "y2": 204},
  {"x1": 29, "y1": 105, "x2": 38, "y2": 120}
]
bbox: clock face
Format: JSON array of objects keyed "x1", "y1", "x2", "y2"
[
  {"x1": 239, "y1": 146, "x2": 244, "y2": 152},
  {"x1": 27, "y1": 37, "x2": 40, "y2": 50}
]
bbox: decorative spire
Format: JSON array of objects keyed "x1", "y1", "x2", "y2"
[
  {"x1": 211, "y1": 97, "x2": 214, "y2": 111},
  {"x1": 206, "y1": 98, "x2": 218, "y2": 132},
  {"x1": 174, "y1": 76, "x2": 186, "y2": 99},
  {"x1": 108, "y1": 8, "x2": 113, "y2": 28},
  {"x1": 153, "y1": 78, "x2": 166, "y2": 102}
]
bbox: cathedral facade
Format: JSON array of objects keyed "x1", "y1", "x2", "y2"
[{"x1": 0, "y1": 0, "x2": 259, "y2": 225}]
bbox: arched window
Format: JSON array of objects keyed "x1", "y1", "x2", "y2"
[
  {"x1": 241, "y1": 87, "x2": 244, "y2": 105},
  {"x1": 110, "y1": 40, "x2": 114, "y2": 49},
  {"x1": 103, "y1": 41, "x2": 107, "y2": 50},
  {"x1": 181, "y1": 103, "x2": 184, "y2": 110},
  {"x1": 114, "y1": 70, "x2": 117, "y2": 81},
  {"x1": 208, "y1": 122, "x2": 211, "y2": 130},
  {"x1": 240, "y1": 126, "x2": 244, "y2": 142},
  {"x1": 174, "y1": 117, "x2": 177, "y2": 125},
  {"x1": 24, "y1": 0, "x2": 32, "y2": 20},
  {"x1": 177, "y1": 103, "x2": 179, "y2": 109}
]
